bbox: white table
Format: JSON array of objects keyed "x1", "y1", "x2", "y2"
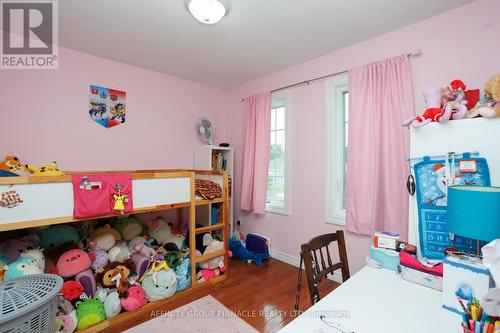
[{"x1": 279, "y1": 266, "x2": 462, "y2": 333}]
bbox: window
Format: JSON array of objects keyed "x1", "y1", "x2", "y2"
[
  {"x1": 326, "y1": 73, "x2": 349, "y2": 224},
  {"x1": 266, "y1": 91, "x2": 291, "y2": 215}
]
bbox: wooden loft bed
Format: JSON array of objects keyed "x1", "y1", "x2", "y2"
[{"x1": 0, "y1": 169, "x2": 230, "y2": 333}]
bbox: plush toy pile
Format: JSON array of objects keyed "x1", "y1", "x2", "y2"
[
  {"x1": 0, "y1": 214, "x2": 223, "y2": 333},
  {"x1": 402, "y1": 74, "x2": 500, "y2": 128},
  {"x1": 0, "y1": 155, "x2": 64, "y2": 177}
]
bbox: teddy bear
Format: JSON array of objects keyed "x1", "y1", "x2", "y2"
[{"x1": 468, "y1": 73, "x2": 500, "y2": 119}]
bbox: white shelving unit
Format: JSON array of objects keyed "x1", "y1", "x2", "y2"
[{"x1": 194, "y1": 145, "x2": 234, "y2": 235}]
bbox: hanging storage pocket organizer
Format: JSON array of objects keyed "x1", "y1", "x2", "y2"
[
  {"x1": 414, "y1": 153, "x2": 490, "y2": 259},
  {"x1": 72, "y1": 173, "x2": 133, "y2": 219}
]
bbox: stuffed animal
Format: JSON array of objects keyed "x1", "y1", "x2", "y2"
[
  {"x1": 57, "y1": 294, "x2": 75, "y2": 314},
  {"x1": 90, "y1": 233, "x2": 116, "y2": 251},
  {"x1": 75, "y1": 297, "x2": 106, "y2": 330},
  {"x1": 56, "y1": 249, "x2": 96, "y2": 297},
  {"x1": 95, "y1": 260, "x2": 135, "y2": 288},
  {"x1": 61, "y1": 281, "x2": 84, "y2": 301},
  {"x1": 129, "y1": 236, "x2": 156, "y2": 258},
  {"x1": 0, "y1": 156, "x2": 30, "y2": 176},
  {"x1": 403, "y1": 86, "x2": 451, "y2": 127},
  {"x1": 131, "y1": 253, "x2": 150, "y2": 277},
  {"x1": 26, "y1": 161, "x2": 64, "y2": 176},
  {"x1": 175, "y1": 254, "x2": 190, "y2": 291},
  {"x1": 195, "y1": 234, "x2": 226, "y2": 272},
  {"x1": 197, "y1": 268, "x2": 221, "y2": 282},
  {"x1": 89, "y1": 249, "x2": 109, "y2": 271},
  {"x1": 5, "y1": 256, "x2": 43, "y2": 280},
  {"x1": 104, "y1": 291, "x2": 122, "y2": 318},
  {"x1": 229, "y1": 238, "x2": 270, "y2": 266},
  {"x1": 56, "y1": 249, "x2": 91, "y2": 278},
  {"x1": 468, "y1": 73, "x2": 500, "y2": 119},
  {"x1": 40, "y1": 225, "x2": 80, "y2": 252},
  {"x1": 112, "y1": 216, "x2": 143, "y2": 241},
  {"x1": 120, "y1": 285, "x2": 148, "y2": 311},
  {"x1": 108, "y1": 242, "x2": 131, "y2": 262},
  {"x1": 0, "y1": 155, "x2": 22, "y2": 172},
  {"x1": 55, "y1": 310, "x2": 77, "y2": 333},
  {"x1": 140, "y1": 259, "x2": 177, "y2": 301},
  {"x1": 147, "y1": 217, "x2": 185, "y2": 250},
  {"x1": 89, "y1": 224, "x2": 122, "y2": 242},
  {"x1": 0, "y1": 237, "x2": 38, "y2": 263},
  {"x1": 20, "y1": 248, "x2": 45, "y2": 271}
]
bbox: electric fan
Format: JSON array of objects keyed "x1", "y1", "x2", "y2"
[{"x1": 195, "y1": 117, "x2": 214, "y2": 145}]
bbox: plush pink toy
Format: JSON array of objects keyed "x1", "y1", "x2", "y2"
[
  {"x1": 195, "y1": 234, "x2": 225, "y2": 272},
  {"x1": 56, "y1": 249, "x2": 91, "y2": 278},
  {"x1": 120, "y1": 285, "x2": 147, "y2": 311},
  {"x1": 403, "y1": 86, "x2": 451, "y2": 127},
  {"x1": 56, "y1": 249, "x2": 96, "y2": 297}
]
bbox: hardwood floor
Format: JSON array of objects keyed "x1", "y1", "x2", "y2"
[{"x1": 123, "y1": 258, "x2": 339, "y2": 333}]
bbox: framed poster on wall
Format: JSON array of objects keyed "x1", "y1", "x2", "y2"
[{"x1": 89, "y1": 85, "x2": 126, "y2": 128}]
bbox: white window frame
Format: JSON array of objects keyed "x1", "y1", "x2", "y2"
[
  {"x1": 266, "y1": 90, "x2": 291, "y2": 216},
  {"x1": 326, "y1": 73, "x2": 348, "y2": 225}
]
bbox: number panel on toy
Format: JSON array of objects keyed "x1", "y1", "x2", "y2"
[{"x1": 414, "y1": 157, "x2": 490, "y2": 259}]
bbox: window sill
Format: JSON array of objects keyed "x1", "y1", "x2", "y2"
[
  {"x1": 265, "y1": 205, "x2": 291, "y2": 216},
  {"x1": 325, "y1": 217, "x2": 345, "y2": 226}
]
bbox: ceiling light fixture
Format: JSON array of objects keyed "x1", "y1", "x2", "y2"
[{"x1": 187, "y1": 0, "x2": 227, "y2": 25}]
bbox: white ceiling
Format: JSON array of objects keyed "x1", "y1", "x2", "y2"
[{"x1": 58, "y1": 0, "x2": 475, "y2": 88}]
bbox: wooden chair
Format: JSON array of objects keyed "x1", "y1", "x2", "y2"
[{"x1": 298, "y1": 231, "x2": 350, "y2": 307}]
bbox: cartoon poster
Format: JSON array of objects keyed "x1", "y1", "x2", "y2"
[
  {"x1": 89, "y1": 85, "x2": 126, "y2": 128},
  {"x1": 414, "y1": 156, "x2": 490, "y2": 259}
]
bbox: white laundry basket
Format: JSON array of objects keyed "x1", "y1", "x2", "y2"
[{"x1": 0, "y1": 274, "x2": 63, "y2": 333}]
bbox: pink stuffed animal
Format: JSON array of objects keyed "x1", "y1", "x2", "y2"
[
  {"x1": 195, "y1": 234, "x2": 225, "y2": 272},
  {"x1": 120, "y1": 285, "x2": 148, "y2": 311},
  {"x1": 56, "y1": 249, "x2": 96, "y2": 297},
  {"x1": 403, "y1": 86, "x2": 451, "y2": 127}
]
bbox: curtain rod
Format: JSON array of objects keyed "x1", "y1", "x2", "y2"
[{"x1": 239, "y1": 49, "x2": 422, "y2": 103}]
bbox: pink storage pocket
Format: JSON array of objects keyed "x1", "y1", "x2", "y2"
[{"x1": 72, "y1": 174, "x2": 113, "y2": 219}]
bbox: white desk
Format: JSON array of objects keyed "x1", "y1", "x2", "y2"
[{"x1": 279, "y1": 266, "x2": 462, "y2": 333}]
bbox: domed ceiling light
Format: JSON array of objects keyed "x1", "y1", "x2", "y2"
[{"x1": 187, "y1": 0, "x2": 227, "y2": 25}]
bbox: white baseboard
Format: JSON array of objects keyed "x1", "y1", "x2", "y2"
[{"x1": 270, "y1": 249, "x2": 343, "y2": 284}]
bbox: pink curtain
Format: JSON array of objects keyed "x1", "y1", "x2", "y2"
[
  {"x1": 240, "y1": 92, "x2": 272, "y2": 214},
  {"x1": 346, "y1": 55, "x2": 414, "y2": 239}
]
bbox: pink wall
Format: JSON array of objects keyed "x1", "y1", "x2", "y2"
[
  {"x1": 0, "y1": 46, "x2": 229, "y2": 170},
  {"x1": 227, "y1": 0, "x2": 500, "y2": 273}
]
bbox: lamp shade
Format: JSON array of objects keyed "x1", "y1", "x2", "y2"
[{"x1": 447, "y1": 186, "x2": 500, "y2": 242}]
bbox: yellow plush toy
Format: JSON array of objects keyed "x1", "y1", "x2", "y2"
[
  {"x1": 468, "y1": 73, "x2": 500, "y2": 118},
  {"x1": 26, "y1": 161, "x2": 65, "y2": 176}
]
